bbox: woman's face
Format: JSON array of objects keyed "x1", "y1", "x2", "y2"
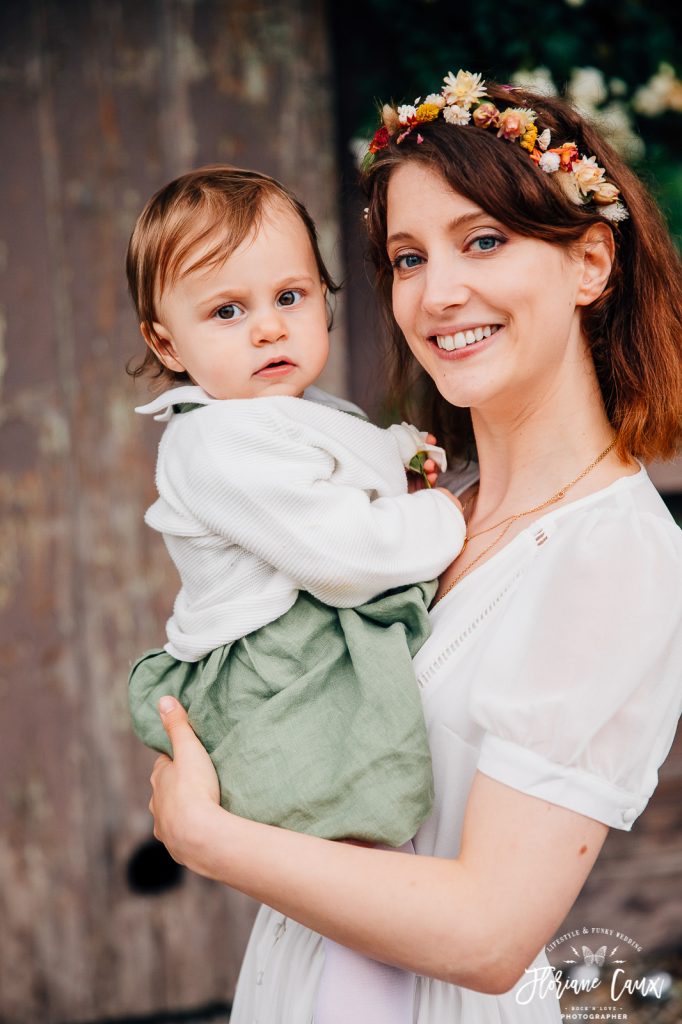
[{"x1": 386, "y1": 162, "x2": 589, "y2": 417}]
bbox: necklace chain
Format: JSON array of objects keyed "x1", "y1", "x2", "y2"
[{"x1": 435, "y1": 439, "x2": 617, "y2": 605}]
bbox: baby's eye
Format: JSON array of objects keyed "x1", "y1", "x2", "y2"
[
  {"x1": 214, "y1": 303, "x2": 244, "y2": 321},
  {"x1": 468, "y1": 235, "x2": 503, "y2": 253},
  {"x1": 392, "y1": 253, "x2": 424, "y2": 271},
  {"x1": 277, "y1": 289, "x2": 303, "y2": 307}
]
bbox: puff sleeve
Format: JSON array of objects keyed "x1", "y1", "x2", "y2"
[{"x1": 470, "y1": 506, "x2": 682, "y2": 830}]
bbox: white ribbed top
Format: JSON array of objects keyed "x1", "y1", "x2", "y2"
[{"x1": 136, "y1": 386, "x2": 466, "y2": 661}]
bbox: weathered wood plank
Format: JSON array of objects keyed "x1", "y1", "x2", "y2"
[{"x1": 0, "y1": 1, "x2": 343, "y2": 1020}]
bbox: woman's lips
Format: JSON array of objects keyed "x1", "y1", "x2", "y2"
[{"x1": 428, "y1": 325, "x2": 504, "y2": 360}]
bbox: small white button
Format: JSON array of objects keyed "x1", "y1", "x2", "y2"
[
  {"x1": 256, "y1": 970, "x2": 264, "y2": 986},
  {"x1": 622, "y1": 807, "x2": 637, "y2": 824}
]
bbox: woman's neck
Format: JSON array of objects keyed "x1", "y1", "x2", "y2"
[{"x1": 468, "y1": 366, "x2": 629, "y2": 524}]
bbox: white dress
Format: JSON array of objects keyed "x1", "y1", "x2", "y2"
[{"x1": 230, "y1": 466, "x2": 682, "y2": 1023}]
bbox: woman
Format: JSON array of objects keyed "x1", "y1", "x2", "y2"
[{"x1": 147, "y1": 72, "x2": 682, "y2": 1022}]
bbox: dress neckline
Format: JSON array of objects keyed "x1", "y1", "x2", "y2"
[{"x1": 434, "y1": 463, "x2": 647, "y2": 615}]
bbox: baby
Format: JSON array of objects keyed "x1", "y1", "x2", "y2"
[{"x1": 127, "y1": 165, "x2": 465, "y2": 1023}]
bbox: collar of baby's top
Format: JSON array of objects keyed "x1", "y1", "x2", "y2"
[
  {"x1": 134, "y1": 384, "x2": 368, "y2": 423},
  {"x1": 134, "y1": 385, "x2": 217, "y2": 422}
]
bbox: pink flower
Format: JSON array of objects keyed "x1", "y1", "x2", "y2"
[
  {"x1": 497, "y1": 107, "x2": 536, "y2": 141},
  {"x1": 472, "y1": 102, "x2": 500, "y2": 129}
]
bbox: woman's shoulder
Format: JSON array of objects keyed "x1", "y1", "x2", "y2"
[{"x1": 545, "y1": 467, "x2": 682, "y2": 559}]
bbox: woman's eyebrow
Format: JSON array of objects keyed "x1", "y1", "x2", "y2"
[{"x1": 387, "y1": 210, "x2": 492, "y2": 248}]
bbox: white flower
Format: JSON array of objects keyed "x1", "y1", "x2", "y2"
[
  {"x1": 424, "y1": 92, "x2": 446, "y2": 108},
  {"x1": 539, "y1": 151, "x2": 561, "y2": 173},
  {"x1": 442, "y1": 104, "x2": 471, "y2": 126},
  {"x1": 388, "y1": 423, "x2": 448, "y2": 473},
  {"x1": 633, "y1": 64, "x2": 682, "y2": 117},
  {"x1": 568, "y1": 66, "x2": 608, "y2": 111},
  {"x1": 600, "y1": 202, "x2": 630, "y2": 222},
  {"x1": 593, "y1": 102, "x2": 645, "y2": 161},
  {"x1": 510, "y1": 66, "x2": 558, "y2": 97},
  {"x1": 349, "y1": 136, "x2": 370, "y2": 168},
  {"x1": 397, "y1": 104, "x2": 417, "y2": 125},
  {"x1": 442, "y1": 70, "x2": 487, "y2": 110},
  {"x1": 537, "y1": 128, "x2": 552, "y2": 151},
  {"x1": 609, "y1": 77, "x2": 628, "y2": 97}
]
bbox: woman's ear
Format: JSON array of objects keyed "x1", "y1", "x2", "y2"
[
  {"x1": 575, "y1": 223, "x2": 615, "y2": 307},
  {"x1": 140, "y1": 322, "x2": 186, "y2": 373}
]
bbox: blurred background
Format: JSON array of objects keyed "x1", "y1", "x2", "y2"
[{"x1": 0, "y1": 1, "x2": 680, "y2": 1021}]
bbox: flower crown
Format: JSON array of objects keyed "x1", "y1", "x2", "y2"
[{"x1": 365, "y1": 70, "x2": 629, "y2": 223}]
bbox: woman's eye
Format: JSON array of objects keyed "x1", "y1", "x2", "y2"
[
  {"x1": 214, "y1": 304, "x2": 244, "y2": 321},
  {"x1": 393, "y1": 253, "x2": 424, "y2": 270},
  {"x1": 469, "y1": 235, "x2": 503, "y2": 253},
  {"x1": 277, "y1": 289, "x2": 303, "y2": 307}
]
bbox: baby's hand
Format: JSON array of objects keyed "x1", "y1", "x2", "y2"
[
  {"x1": 435, "y1": 486, "x2": 463, "y2": 513},
  {"x1": 408, "y1": 434, "x2": 442, "y2": 491}
]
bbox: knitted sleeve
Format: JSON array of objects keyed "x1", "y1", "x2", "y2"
[{"x1": 154, "y1": 400, "x2": 466, "y2": 607}]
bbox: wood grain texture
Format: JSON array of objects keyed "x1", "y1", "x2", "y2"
[{"x1": 0, "y1": 1, "x2": 343, "y2": 1020}]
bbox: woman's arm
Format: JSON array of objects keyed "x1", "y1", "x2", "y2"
[{"x1": 150, "y1": 697, "x2": 607, "y2": 994}]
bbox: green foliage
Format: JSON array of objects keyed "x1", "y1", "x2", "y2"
[{"x1": 332, "y1": 0, "x2": 682, "y2": 239}]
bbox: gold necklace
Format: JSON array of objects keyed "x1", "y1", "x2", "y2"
[{"x1": 435, "y1": 439, "x2": 617, "y2": 604}]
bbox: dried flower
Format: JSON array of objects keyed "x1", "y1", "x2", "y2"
[
  {"x1": 442, "y1": 104, "x2": 471, "y2": 126},
  {"x1": 381, "y1": 103, "x2": 401, "y2": 133},
  {"x1": 416, "y1": 102, "x2": 441, "y2": 123},
  {"x1": 600, "y1": 202, "x2": 629, "y2": 222},
  {"x1": 537, "y1": 128, "x2": 552, "y2": 151},
  {"x1": 592, "y1": 182, "x2": 621, "y2": 205},
  {"x1": 497, "y1": 107, "x2": 536, "y2": 141},
  {"x1": 538, "y1": 151, "x2": 561, "y2": 173},
  {"x1": 397, "y1": 104, "x2": 417, "y2": 125},
  {"x1": 369, "y1": 126, "x2": 390, "y2": 153},
  {"x1": 552, "y1": 142, "x2": 580, "y2": 170},
  {"x1": 424, "y1": 93, "x2": 445, "y2": 109},
  {"x1": 520, "y1": 123, "x2": 539, "y2": 152},
  {"x1": 572, "y1": 154, "x2": 606, "y2": 195},
  {"x1": 363, "y1": 67, "x2": 628, "y2": 223},
  {"x1": 472, "y1": 102, "x2": 500, "y2": 129},
  {"x1": 442, "y1": 70, "x2": 487, "y2": 110}
]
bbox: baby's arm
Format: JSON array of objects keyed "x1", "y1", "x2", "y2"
[{"x1": 161, "y1": 403, "x2": 466, "y2": 606}]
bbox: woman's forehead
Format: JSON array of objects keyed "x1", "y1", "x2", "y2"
[{"x1": 386, "y1": 163, "x2": 486, "y2": 233}]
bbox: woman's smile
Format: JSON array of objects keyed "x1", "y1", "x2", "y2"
[{"x1": 430, "y1": 323, "x2": 504, "y2": 356}]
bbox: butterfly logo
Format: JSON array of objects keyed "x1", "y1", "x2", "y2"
[
  {"x1": 563, "y1": 944, "x2": 626, "y2": 966},
  {"x1": 583, "y1": 945, "x2": 607, "y2": 966}
]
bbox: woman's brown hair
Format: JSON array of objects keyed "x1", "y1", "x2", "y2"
[
  {"x1": 126, "y1": 165, "x2": 339, "y2": 390},
  {"x1": 361, "y1": 83, "x2": 682, "y2": 463}
]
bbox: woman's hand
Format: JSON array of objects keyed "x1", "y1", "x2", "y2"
[{"x1": 148, "y1": 696, "x2": 223, "y2": 872}]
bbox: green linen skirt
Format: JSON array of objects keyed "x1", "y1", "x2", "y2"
[{"x1": 128, "y1": 582, "x2": 437, "y2": 847}]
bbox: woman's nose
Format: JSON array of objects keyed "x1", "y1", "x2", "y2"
[
  {"x1": 250, "y1": 309, "x2": 288, "y2": 345},
  {"x1": 420, "y1": 261, "x2": 471, "y2": 317}
]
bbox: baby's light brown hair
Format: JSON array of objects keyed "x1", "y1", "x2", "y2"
[{"x1": 126, "y1": 164, "x2": 339, "y2": 389}]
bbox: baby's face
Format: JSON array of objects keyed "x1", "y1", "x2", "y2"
[{"x1": 149, "y1": 202, "x2": 330, "y2": 399}]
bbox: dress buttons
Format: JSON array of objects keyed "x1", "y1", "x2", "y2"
[
  {"x1": 256, "y1": 970, "x2": 264, "y2": 986},
  {"x1": 622, "y1": 807, "x2": 637, "y2": 824}
]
